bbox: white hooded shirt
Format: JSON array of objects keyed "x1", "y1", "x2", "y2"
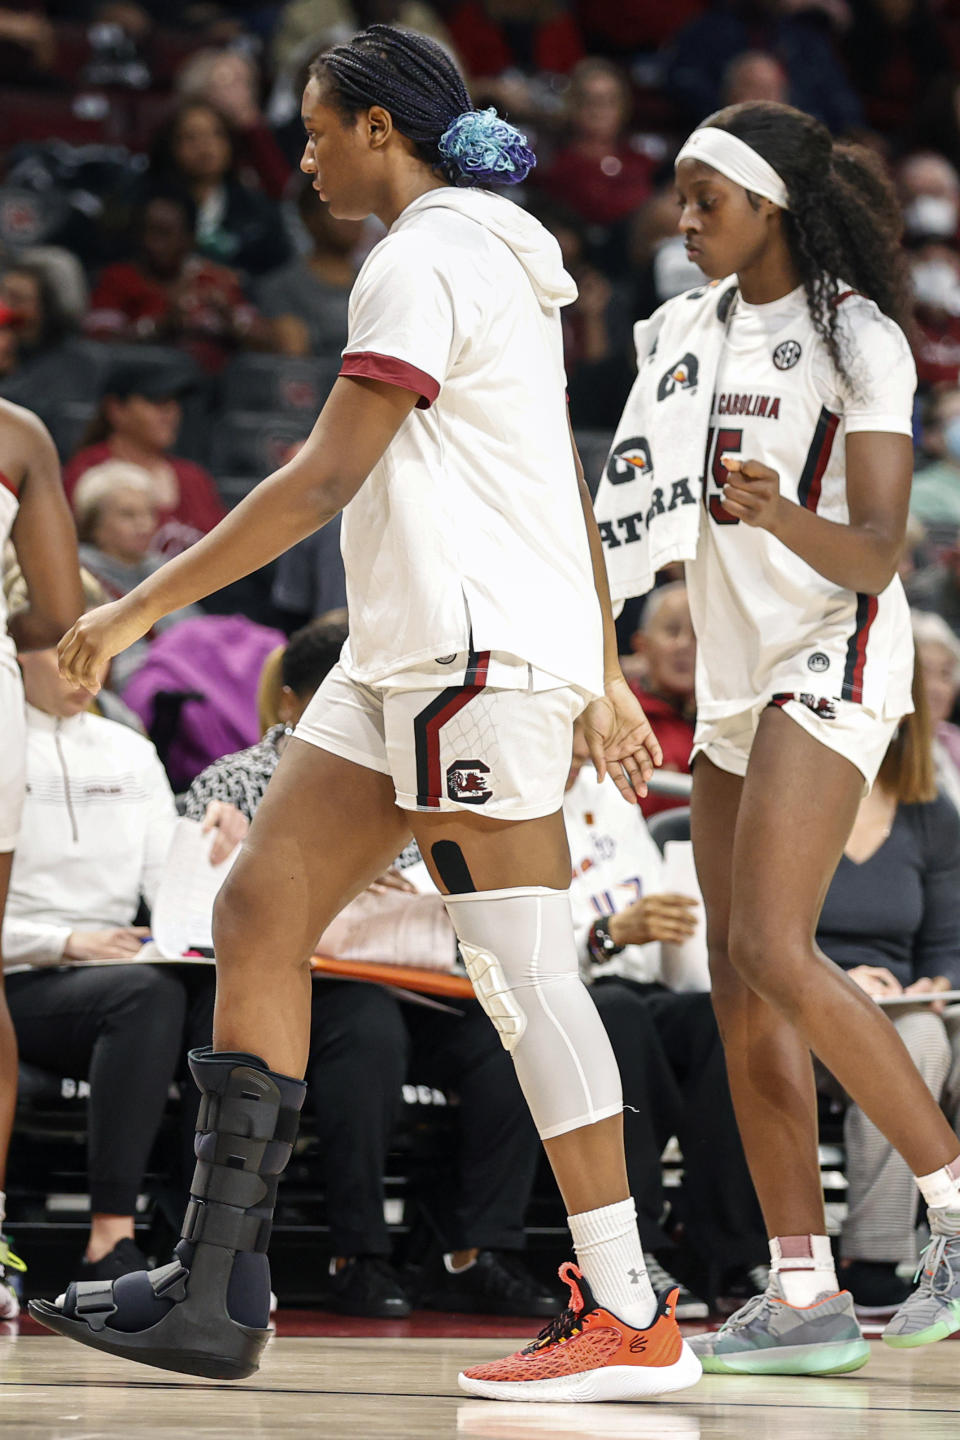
[{"x1": 336, "y1": 188, "x2": 604, "y2": 700}]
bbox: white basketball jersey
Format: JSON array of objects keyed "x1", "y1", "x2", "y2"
[{"x1": 686, "y1": 283, "x2": 916, "y2": 721}]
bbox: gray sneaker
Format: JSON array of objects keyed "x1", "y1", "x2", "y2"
[
  {"x1": 688, "y1": 1277, "x2": 870, "y2": 1375},
  {"x1": 882, "y1": 1226, "x2": 960, "y2": 1350}
]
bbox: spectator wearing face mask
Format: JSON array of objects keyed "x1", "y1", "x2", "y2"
[
  {"x1": 899, "y1": 153, "x2": 960, "y2": 248},
  {"x1": 913, "y1": 388, "x2": 960, "y2": 530},
  {"x1": 899, "y1": 153, "x2": 960, "y2": 387}
]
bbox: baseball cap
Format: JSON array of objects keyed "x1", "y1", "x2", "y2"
[{"x1": 100, "y1": 355, "x2": 199, "y2": 402}]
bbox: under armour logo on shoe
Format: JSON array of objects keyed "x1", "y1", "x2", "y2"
[{"x1": 628, "y1": 1268, "x2": 644, "y2": 1285}]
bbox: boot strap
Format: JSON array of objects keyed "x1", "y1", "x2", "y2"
[
  {"x1": 181, "y1": 1199, "x2": 270, "y2": 1253},
  {"x1": 191, "y1": 1159, "x2": 271, "y2": 1210},
  {"x1": 73, "y1": 1280, "x2": 118, "y2": 1331}
]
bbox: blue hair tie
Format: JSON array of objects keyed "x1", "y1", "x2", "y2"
[{"x1": 438, "y1": 107, "x2": 535, "y2": 186}]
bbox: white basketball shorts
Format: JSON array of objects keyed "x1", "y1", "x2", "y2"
[
  {"x1": 691, "y1": 692, "x2": 900, "y2": 793},
  {"x1": 0, "y1": 659, "x2": 26, "y2": 850},
  {"x1": 295, "y1": 656, "x2": 586, "y2": 820}
]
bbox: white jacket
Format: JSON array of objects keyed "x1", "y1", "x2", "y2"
[{"x1": 3, "y1": 704, "x2": 177, "y2": 969}]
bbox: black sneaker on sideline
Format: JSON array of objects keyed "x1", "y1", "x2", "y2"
[
  {"x1": 320, "y1": 1255, "x2": 411, "y2": 1318},
  {"x1": 643, "y1": 1252, "x2": 709, "y2": 1320},
  {"x1": 76, "y1": 1237, "x2": 149, "y2": 1283},
  {"x1": 419, "y1": 1249, "x2": 561, "y2": 1318},
  {"x1": 842, "y1": 1260, "x2": 913, "y2": 1317}
]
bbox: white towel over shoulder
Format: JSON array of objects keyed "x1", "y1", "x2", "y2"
[{"x1": 593, "y1": 279, "x2": 738, "y2": 604}]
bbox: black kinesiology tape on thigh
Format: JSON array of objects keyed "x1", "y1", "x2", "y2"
[{"x1": 431, "y1": 840, "x2": 476, "y2": 894}]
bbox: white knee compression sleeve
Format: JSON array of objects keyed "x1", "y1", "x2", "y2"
[{"x1": 443, "y1": 886, "x2": 623, "y2": 1140}]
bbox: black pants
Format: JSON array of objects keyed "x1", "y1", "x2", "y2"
[
  {"x1": 307, "y1": 980, "x2": 540, "y2": 1257},
  {"x1": 591, "y1": 979, "x2": 766, "y2": 1269},
  {"x1": 8, "y1": 964, "x2": 187, "y2": 1215}
]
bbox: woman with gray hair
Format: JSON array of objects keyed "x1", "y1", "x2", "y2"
[
  {"x1": 912, "y1": 609, "x2": 960, "y2": 812},
  {"x1": 72, "y1": 461, "x2": 199, "y2": 690}
]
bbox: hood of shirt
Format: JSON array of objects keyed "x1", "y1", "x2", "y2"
[{"x1": 396, "y1": 188, "x2": 578, "y2": 312}]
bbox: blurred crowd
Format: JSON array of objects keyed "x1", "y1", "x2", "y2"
[
  {"x1": 2, "y1": 2, "x2": 960, "y2": 691},
  {"x1": 2, "y1": 0, "x2": 960, "y2": 1322}
]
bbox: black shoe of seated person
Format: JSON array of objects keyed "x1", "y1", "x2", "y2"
[
  {"x1": 321, "y1": 1255, "x2": 412, "y2": 1318},
  {"x1": 842, "y1": 1260, "x2": 914, "y2": 1316},
  {"x1": 419, "y1": 1249, "x2": 561, "y2": 1317},
  {"x1": 77, "y1": 1238, "x2": 150, "y2": 1284}
]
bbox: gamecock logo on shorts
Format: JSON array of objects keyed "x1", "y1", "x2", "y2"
[{"x1": 447, "y1": 760, "x2": 492, "y2": 804}]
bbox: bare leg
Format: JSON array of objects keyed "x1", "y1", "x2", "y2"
[
  {"x1": 730, "y1": 710, "x2": 959, "y2": 1205},
  {"x1": 86, "y1": 1215, "x2": 135, "y2": 1262},
  {"x1": 411, "y1": 808, "x2": 629, "y2": 1218},
  {"x1": 0, "y1": 851, "x2": 16, "y2": 1195},
  {"x1": 691, "y1": 758, "x2": 825, "y2": 1236},
  {"x1": 211, "y1": 741, "x2": 412, "y2": 1077}
]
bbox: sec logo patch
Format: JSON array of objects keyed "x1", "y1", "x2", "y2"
[{"x1": 773, "y1": 340, "x2": 801, "y2": 370}]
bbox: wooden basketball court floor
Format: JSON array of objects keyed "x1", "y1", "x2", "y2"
[{"x1": 3, "y1": 1316, "x2": 959, "y2": 1440}]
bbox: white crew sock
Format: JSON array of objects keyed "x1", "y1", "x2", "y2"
[
  {"x1": 568, "y1": 1197, "x2": 657, "y2": 1329},
  {"x1": 916, "y1": 1155, "x2": 960, "y2": 1234},
  {"x1": 770, "y1": 1235, "x2": 838, "y2": 1306}
]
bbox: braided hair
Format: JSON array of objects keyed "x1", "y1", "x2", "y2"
[
  {"x1": 310, "y1": 25, "x2": 534, "y2": 186},
  {"x1": 700, "y1": 101, "x2": 910, "y2": 390}
]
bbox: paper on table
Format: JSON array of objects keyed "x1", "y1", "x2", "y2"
[
  {"x1": 877, "y1": 990, "x2": 960, "y2": 1009},
  {"x1": 658, "y1": 840, "x2": 709, "y2": 993},
  {"x1": 150, "y1": 817, "x2": 239, "y2": 958},
  {"x1": 318, "y1": 885, "x2": 457, "y2": 971}
]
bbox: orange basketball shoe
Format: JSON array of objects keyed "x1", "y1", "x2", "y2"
[{"x1": 458, "y1": 1262, "x2": 702, "y2": 1402}]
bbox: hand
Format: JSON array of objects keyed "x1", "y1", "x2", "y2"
[
  {"x1": 720, "y1": 456, "x2": 787, "y2": 532},
  {"x1": 904, "y1": 975, "x2": 952, "y2": 1014},
  {"x1": 369, "y1": 867, "x2": 417, "y2": 895},
  {"x1": 848, "y1": 965, "x2": 904, "y2": 999},
  {"x1": 201, "y1": 801, "x2": 248, "y2": 865},
  {"x1": 63, "y1": 927, "x2": 151, "y2": 961},
  {"x1": 58, "y1": 599, "x2": 153, "y2": 694},
  {"x1": 608, "y1": 894, "x2": 699, "y2": 947},
  {"x1": 581, "y1": 676, "x2": 663, "y2": 803}
]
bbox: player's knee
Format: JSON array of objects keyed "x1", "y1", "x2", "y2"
[
  {"x1": 212, "y1": 865, "x2": 267, "y2": 964},
  {"x1": 726, "y1": 921, "x2": 807, "y2": 1009}
]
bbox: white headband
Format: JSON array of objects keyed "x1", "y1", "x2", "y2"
[{"x1": 675, "y1": 126, "x2": 790, "y2": 211}]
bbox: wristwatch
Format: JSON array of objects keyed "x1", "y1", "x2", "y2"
[{"x1": 588, "y1": 915, "x2": 625, "y2": 964}]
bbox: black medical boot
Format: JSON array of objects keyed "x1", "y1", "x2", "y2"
[{"x1": 29, "y1": 1048, "x2": 306, "y2": 1379}]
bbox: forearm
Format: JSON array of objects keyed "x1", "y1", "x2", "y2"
[
  {"x1": 8, "y1": 606, "x2": 74, "y2": 652},
  {"x1": 2, "y1": 918, "x2": 70, "y2": 967},
  {"x1": 769, "y1": 499, "x2": 900, "y2": 596}
]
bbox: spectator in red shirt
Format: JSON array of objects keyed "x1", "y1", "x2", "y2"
[
  {"x1": 85, "y1": 190, "x2": 276, "y2": 374},
  {"x1": 533, "y1": 59, "x2": 656, "y2": 228},
  {"x1": 63, "y1": 360, "x2": 225, "y2": 560},
  {"x1": 627, "y1": 581, "x2": 697, "y2": 818}
]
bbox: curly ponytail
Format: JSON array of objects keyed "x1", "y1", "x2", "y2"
[{"x1": 700, "y1": 101, "x2": 911, "y2": 389}]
